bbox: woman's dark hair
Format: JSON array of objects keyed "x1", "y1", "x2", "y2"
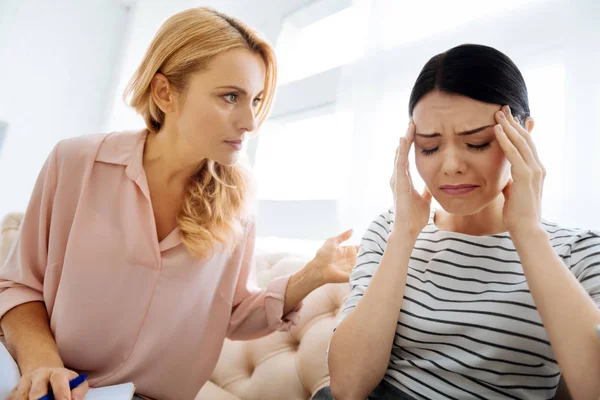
[{"x1": 409, "y1": 44, "x2": 530, "y2": 124}]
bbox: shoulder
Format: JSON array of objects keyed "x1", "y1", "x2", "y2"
[
  {"x1": 543, "y1": 219, "x2": 600, "y2": 269},
  {"x1": 359, "y1": 209, "x2": 394, "y2": 252},
  {"x1": 542, "y1": 219, "x2": 599, "y2": 246},
  {"x1": 55, "y1": 130, "x2": 145, "y2": 165},
  {"x1": 50, "y1": 133, "x2": 110, "y2": 173},
  {"x1": 365, "y1": 209, "x2": 394, "y2": 237},
  {"x1": 55, "y1": 133, "x2": 109, "y2": 158}
]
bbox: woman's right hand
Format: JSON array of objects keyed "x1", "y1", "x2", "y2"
[
  {"x1": 8, "y1": 367, "x2": 89, "y2": 400},
  {"x1": 390, "y1": 121, "x2": 432, "y2": 236}
]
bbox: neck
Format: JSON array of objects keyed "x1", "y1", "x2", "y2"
[
  {"x1": 143, "y1": 126, "x2": 204, "y2": 187},
  {"x1": 434, "y1": 194, "x2": 506, "y2": 236}
]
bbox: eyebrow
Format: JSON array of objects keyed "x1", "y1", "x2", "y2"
[
  {"x1": 415, "y1": 125, "x2": 495, "y2": 138},
  {"x1": 216, "y1": 85, "x2": 264, "y2": 98}
]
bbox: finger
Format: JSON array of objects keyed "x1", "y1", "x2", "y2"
[
  {"x1": 333, "y1": 228, "x2": 353, "y2": 244},
  {"x1": 405, "y1": 121, "x2": 416, "y2": 173},
  {"x1": 7, "y1": 387, "x2": 18, "y2": 400},
  {"x1": 421, "y1": 187, "x2": 433, "y2": 204},
  {"x1": 391, "y1": 130, "x2": 404, "y2": 192},
  {"x1": 28, "y1": 372, "x2": 51, "y2": 400},
  {"x1": 494, "y1": 124, "x2": 528, "y2": 174},
  {"x1": 343, "y1": 245, "x2": 358, "y2": 262},
  {"x1": 48, "y1": 370, "x2": 77, "y2": 400},
  {"x1": 395, "y1": 138, "x2": 412, "y2": 193},
  {"x1": 71, "y1": 380, "x2": 89, "y2": 400},
  {"x1": 390, "y1": 148, "x2": 398, "y2": 191},
  {"x1": 495, "y1": 110, "x2": 536, "y2": 166},
  {"x1": 14, "y1": 376, "x2": 31, "y2": 400},
  {"x1": 406, "y1": 120, "x2": 416, "y2": 145},
  {"x1": 502, "y1": 178, "x2": 513, "y2": 200},
  {"x1": 504, "y1": 106, "x2": 544, "y2": 167}
]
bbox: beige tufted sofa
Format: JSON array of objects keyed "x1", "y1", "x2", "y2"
[{"x1": 0, "y1": 212, "x2": 347, "y2": 400}]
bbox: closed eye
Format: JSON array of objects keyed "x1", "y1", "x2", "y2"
[
  {"x1": 420, "y1": 147, "x2": 439, "y2": 156},
  {"x1": 467, "y1": 142, "x2": 492, "y2": 152},
  {"x1": 420, "y1": 141, "x2": 491, "y2": 156}
]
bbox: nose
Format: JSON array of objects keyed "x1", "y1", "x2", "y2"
[
  {"x1": 237, "y1": 105, "x2": 258, "y2": 133},
  {"x1": 440, "y1": 145, "x2": 467, "y2": 176}
]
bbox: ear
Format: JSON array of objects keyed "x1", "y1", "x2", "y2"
[
  {"x1": 150, "y1": 73, "x2": 175, "y2": 113},
  {"x1": 525, "y1": 116, "x2": 535, "y2": 133}
]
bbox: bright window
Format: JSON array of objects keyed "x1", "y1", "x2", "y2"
[
  {"x1": 254, "y1": 111, "x2": 353, "y2": 200},
  {"x1": 276, "y1": 0, "x2": 368, "y2": 84}
]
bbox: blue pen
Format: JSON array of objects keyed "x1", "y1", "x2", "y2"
[{"x1": 38, "y1": 373, "x2": 88, "y2": 400}]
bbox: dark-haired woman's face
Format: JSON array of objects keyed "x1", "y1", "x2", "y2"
[{"x1": 412, "y1": 91, "x2": 510, "y2": 216}]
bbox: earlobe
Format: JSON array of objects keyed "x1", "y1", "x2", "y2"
[{"x1": 150, "y1": 73, "x2": 174, "y2": 113}]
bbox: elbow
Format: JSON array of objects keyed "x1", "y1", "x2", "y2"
[
  {"x1": 329, "y1": 356, "x2": 385, "y2": 399},
  {"x1": 330, "y1": 374, "x2": 367, "y2": 400},
  {"x1": 328, "y1": 355, "x2": 372, "y2": 400},
  {"x1": 329, "y1": 376, "x2": 354, "y2": 400}
]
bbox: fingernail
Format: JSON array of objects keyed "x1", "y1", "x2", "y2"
[
  {"x1": 498, "y1": 111, "x2": 506, "y2": 119},
  {"x1": 505, "y1": 105, "x2": 512, "y2": 114}
]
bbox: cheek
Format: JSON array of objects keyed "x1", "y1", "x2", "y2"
[
  {"x1": 179, "y1": 100, "x2": 225, "y2": 133},
  {"x1": 479, "y1": 147, "x2": 510, "y2": 185},
  {"x1": 415, "y1": 155, "x2": 435, "y2": 184}
]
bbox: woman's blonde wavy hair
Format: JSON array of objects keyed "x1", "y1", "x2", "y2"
[{"x1": 124, "y1": 7, "x2": 277, "y2": 258}]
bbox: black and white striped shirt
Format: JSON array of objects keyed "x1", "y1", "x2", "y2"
[{"x1": 336, "y1": 209, "x2": 600, "y2": 400}]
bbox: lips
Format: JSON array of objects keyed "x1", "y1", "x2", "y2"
[
  {"x1": 224, "y1": 140, "x2": 243, "y2": 151},
  {"x1": 439, "y1": 184, "x2": 479, "y2": 195}
]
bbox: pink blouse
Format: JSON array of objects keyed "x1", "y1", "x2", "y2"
[{"x1": 0, "y1": 130, "x2": 301, "y2": 400}]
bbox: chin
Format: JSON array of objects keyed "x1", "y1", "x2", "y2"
[
  {"x1": 435, "y1": 195, "x2": 492, "y2": 217},
  {"x1": 213, "y1": 154, "x2": 240, "y2": 166}
]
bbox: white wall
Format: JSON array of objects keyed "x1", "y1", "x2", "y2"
[{"x1": 0, "y1": 0, "x2": 130, "y2": 217}]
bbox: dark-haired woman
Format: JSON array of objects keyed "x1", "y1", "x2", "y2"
[{"x1": 325, "y1": 44, "x2": 600, "y2": 400}]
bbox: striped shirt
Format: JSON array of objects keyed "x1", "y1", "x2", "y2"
[{"x1": 336, "y1": 209, "x2": 600, "y2": 400}]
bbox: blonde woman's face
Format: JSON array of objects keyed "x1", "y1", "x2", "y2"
[
  {"x1": 174, "y1": 48, "x2": 266, "y2": 166},
  {"x1": 412, "y1": 91, "x2": 511, "y2": 216}
]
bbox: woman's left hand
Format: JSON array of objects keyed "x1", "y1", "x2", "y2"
[
  {"x1": 311, "y1": 229, "x2": 360, "y2": 285},
  {"x1": 494, "y1": 105, "x2": 546, "y2": 236}
]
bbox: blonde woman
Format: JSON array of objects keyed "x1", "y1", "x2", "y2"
[{"x1": 0, "y1": 8, "x2": 358, "y2": 400}]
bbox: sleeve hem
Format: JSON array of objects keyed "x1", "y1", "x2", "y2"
[{"x1": 264, "y1": 274, "x2": 303, "y2": 332}]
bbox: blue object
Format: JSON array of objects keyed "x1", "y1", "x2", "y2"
[{"x1": 38, "y1": 373, "x2": 88, "y2": 400}]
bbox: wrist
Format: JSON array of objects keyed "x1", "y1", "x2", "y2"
[
  {"x1": 298, "y1": 260, "x2": 327, "y2": 289},
  {"x1": 19, "y1": 354, "x2": 64, "y2": 375},
  {"x1": 389, "y1": 228, "x2": 420, "y2": 247},
  {"x1": 510, "y1": 223, "x2": 547, "y2": 245}
]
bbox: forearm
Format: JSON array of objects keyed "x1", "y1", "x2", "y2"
[
  {"x1": 514, "y1": 228, "x2": 600, "y2": 400},
  {"x1": 1, "y1": 301, "x2": 64, "y2": 375},
  {"x1": 283, "y1": 261, "x2": 324, "y2": 315},
  {"x1": 328, "y1": 230, "x2": 416, "y2": 400}
]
